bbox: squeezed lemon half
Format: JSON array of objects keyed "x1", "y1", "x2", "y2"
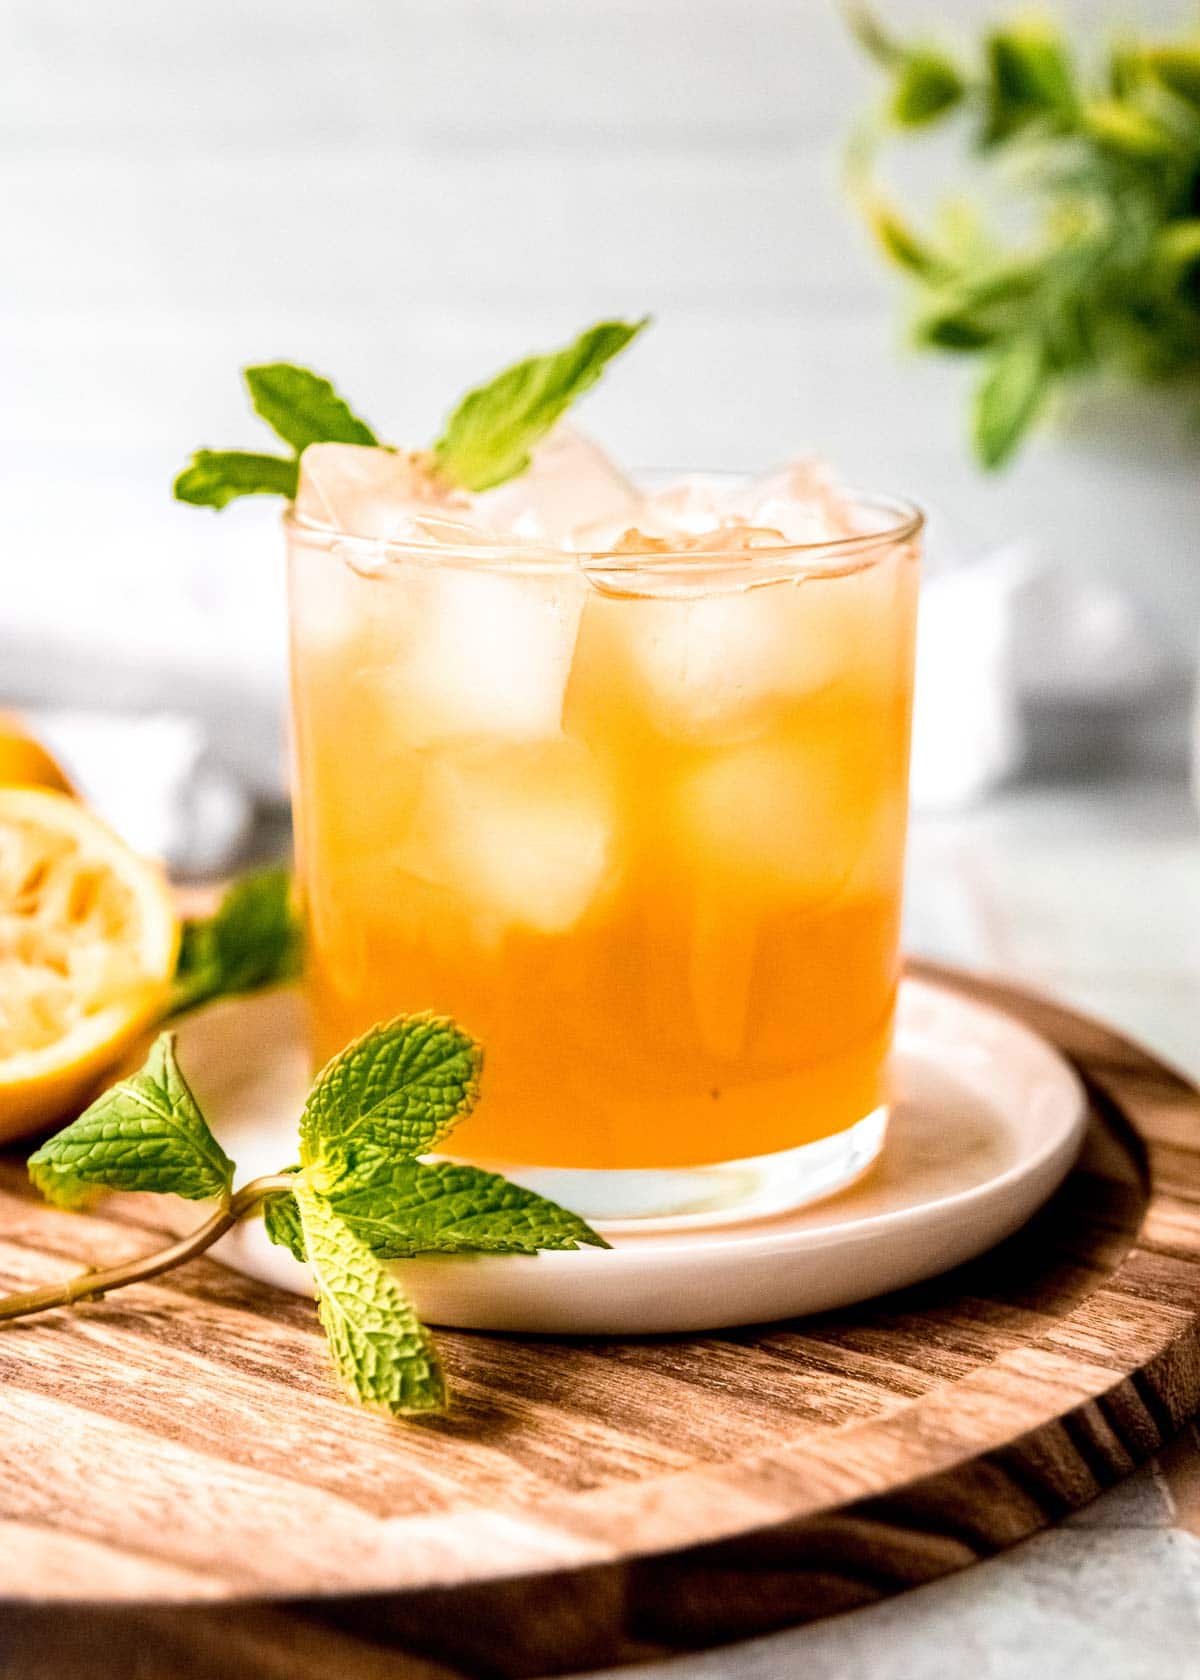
[
  {"x1": 0, "y1": 716, "x2": 72, "y2": 795},
  {"x1": 0, "y1": 788, "x2": 178, "y2": 1139}
]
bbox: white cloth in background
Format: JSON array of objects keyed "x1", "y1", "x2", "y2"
[
  {"x1": 911, "y1": 546, "x2": 1174, "y2": 811},
  {"x1": 21, "y1": 710, "x2": 253, "y2": 878},
  {"x1": 911, "y1": 552, "x2": 1023, "y2": 812}
]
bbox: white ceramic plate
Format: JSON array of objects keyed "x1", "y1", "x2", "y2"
[{"x1": 171, "y1": 979, "x2": 1087, "y2": 1335}]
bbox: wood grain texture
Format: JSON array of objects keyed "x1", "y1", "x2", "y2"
[{"x1": 0, "y1": 963, "x2": 1196, "y2": 1678}]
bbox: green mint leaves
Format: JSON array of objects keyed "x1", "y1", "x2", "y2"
[
  {"x1": 173, "y1": 317, "x2": 648, "y2": 509},
  {"x1": 174, "y1": 451, "x2": 300, "y2": 509},
  {"x1": 170, "y1": 867, "x2": 303, "y2": 1018},
  {"x1": 26, "y1": 1014, "x2": 606, "y2": 1417},
  {"x1": 174, "y1": 366, "x2": 378, "y2": 510},
  {"x1": 973, "y1": 337, "x2": 1052, "y2": 471},
  {"x1": 28, "y1": 1034, "x2": 234, "y2": 1209},
  {"x1": 244, "y1": 364, "x2": 379, "y2": 454},
  {"x1": 890, "y1": 48, "x2": 967, "y2": 127},
  {"x1": 326, "y1": 1160, "x2": 608, "y2": 1259},
  {"x1": 432, "y1": 317, "x2": 649, "y2": 491},
  {"x1": 294, "y1": 1181, "x2": 447, "y2": 1415},
  {"x1": 850, "y1": 7, "x2": 1200, "y2": 468},
  {"x1": 298, "y1": 1014, "x2": 482, "y2": 1192}
]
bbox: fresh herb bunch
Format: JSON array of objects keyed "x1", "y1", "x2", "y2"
[
  {"x1": 848, "y1": 6, "x2": 1200, "y2": 467},
  {"x1": 14, "y1": 1017, "x2": 606, "y2": 1417},
  {"x1": 173, "y1": 316, "x2": 648, "y2": 509}
]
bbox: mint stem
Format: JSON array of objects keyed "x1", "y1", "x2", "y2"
[{"x1": 0, "y1": 1172, "x2": 298, "y2": 1324}]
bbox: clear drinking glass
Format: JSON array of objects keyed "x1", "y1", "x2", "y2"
[{"x1": 286, "y1": 484, "x2": 922, "y2": 1226}]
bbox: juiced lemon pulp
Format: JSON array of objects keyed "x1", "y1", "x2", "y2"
[{"x1": 0, "y1": 788, "x2": 178, "y2": 1138}]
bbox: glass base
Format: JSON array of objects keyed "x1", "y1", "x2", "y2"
[{"x1": 472, "y1": 1107, "x2": 888, "y2": 1232}]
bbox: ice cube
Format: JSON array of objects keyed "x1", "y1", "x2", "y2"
[
  {"x1": 570, "y1": 540, "x2": 915, "y2": 745},
  {"x1": 374, "y1": 562, "x2": 588, "y2": 747},
  {"x1": 727, "y1": 458, "x2": 862, "y2": 545},
  {"x1": 636, "y1": 475, "x2": 729, "y2": 539},
  {"x1": 567, "y1": 581, "x2": 803, "y2": 745},
  {"x1": 296, "y1": 442, "x2": 465, "y2": 542},
  {"x1": 598, "y1": 526, "x2": 789, "y2": 556},
  {"x1": 472, "y1": 426, "x2": 641, "y2": 545},
  {"x1": 686, "y1": 892, "x2": 761, "y2": 1061},
  {"x1": 670, "y1": 740, "x2": 867, "y2": 904},
  {"x1": 396, "y1": 740, "x2": 616, "y2": 937}
]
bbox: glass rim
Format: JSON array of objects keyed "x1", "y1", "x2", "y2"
[{"x1": 284, "y1": 485, "x2": 924, "y2": 582}]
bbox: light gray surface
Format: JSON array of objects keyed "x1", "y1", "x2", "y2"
[{"x1": 579, "y1": 774, "x2": 1200, "y2": 1679}]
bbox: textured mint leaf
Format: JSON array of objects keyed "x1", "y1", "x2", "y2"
[
  {"x1": 173, "y1": 450, "x2": 298, "y2": 509},
  {"x1": 433, "y1": 317, "x2": 648, "y2": 491},
  {"x1": 295, "y1": 1182, "x2": 446, "y2": 1415},
  {"x1": 972, "y1": 337, "x2": 1051, "y2": 468},
  {"x1": 263, "y1": 1181, "x2": 306, "y2": 1263},
  {"x1": 170, "y1": 867, "x2": 302, "y2": 1017},
  {"x1": 331, "y1": 1159, "x2": 609, "y2": 1258},
  {"x1": 28, "y1": 1035, "x2": 235, "y2": 1209},
  {"x1": 299, "y1": 1014, "x2": 482, "y2": 1190},
  {"x1": 244, "y1": 363, "x2": 379, "y2": 453}
]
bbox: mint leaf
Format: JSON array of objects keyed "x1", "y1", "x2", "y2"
[
  {"x1": 1142, "y1": 44, "x2": 1200, "y2": 110},
  {"x1": 972, "y1": 337, "x2": 1052, "y2": 469},
  {"x1": 170, "y1": 867, "x2": 302, "y2": 1017},
  {"x1": 845, "y1": 4, "x2": 904, "y2": 68},
  {"x1": 434, "y1": 317, "x2": 648, "y2": 492},
  {"x1": 1083, "y1": 97, "x2": 1173, "y2": 158},
  {"x1": 173, "y1": 450, "x2": 299, "y2": 509},
  {"x1": 299, "y1": 1014, "x2": 482, "y2": 1190},
  {"x1": 294, "y1": 1181, "x2": 446, "y2": 1415},
  {"x1": 244, "y1": 364, "x2": 378, "y2": 453},
  {"x1": 263, "y1": 1177, "x2": 306, "y2": 1262},
  {"x1": 28, "y1": 1034, "x2": 235, "y2": 1209},
  {"x1": 330, "y1": 1159, "x2": 609, "y2": 1258},
  {"x1": 891, "y1": 48, "x2": 966, "y2": 125},
  {"x1": 982, "y1": 18, "x2": 1077, "y2": 145},
  {"x1": 865, "y1": 196, "x2": 949, "y2": 279}
]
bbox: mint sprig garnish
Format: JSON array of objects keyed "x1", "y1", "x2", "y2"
[
  {"x1": 174, "y1": 364, "x2": 379, "y2": 510},
  {"x1": 9, "y1": 1016, "x2": 607, "y2": 1418},
  {"x1": 299, "y1": 1014, "x2": 482, "y2": 1192},
  {"x1": 244, "y1": 363, "x2": 379, "y2": 454},
  {"x1": 172, "y1": 317, "x2": 649, "y2": 509},
  {"x1": 432, "y1": 317, "x2": 649, "y2": 491},
  {"x1": 294, "y1": 1181, "x2": 447, "y2": 1415},
  {"x1": 174, "y1": 450, "x2": 300, "y2": 509},
  {"x1": 325, "y1": 1159, "x2": 606, "y2": 1259},
  {"x1": 170, "y1": 867, "x2": 303, "y2": 1018},
  {"x1": 28, "y1": 1034, "x2": 235, "y2": 1210}
]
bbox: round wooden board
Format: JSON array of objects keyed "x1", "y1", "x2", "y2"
[{"x1": 0, "y1": 961, "x2": 1197, "y2": 1679}]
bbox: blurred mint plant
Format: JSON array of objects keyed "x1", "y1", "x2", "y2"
[{"x1": 847, "y1": 6, "x2": 1200, "y2": 467}]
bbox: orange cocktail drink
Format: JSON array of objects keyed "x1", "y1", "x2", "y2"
[{"x1": 288, "y1": 449, "x2": 921, "y2": 1223}]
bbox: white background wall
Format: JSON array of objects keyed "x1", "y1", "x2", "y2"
[{"x1": 1, "y1": 0, "x2": 1195, "y2": 733}]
